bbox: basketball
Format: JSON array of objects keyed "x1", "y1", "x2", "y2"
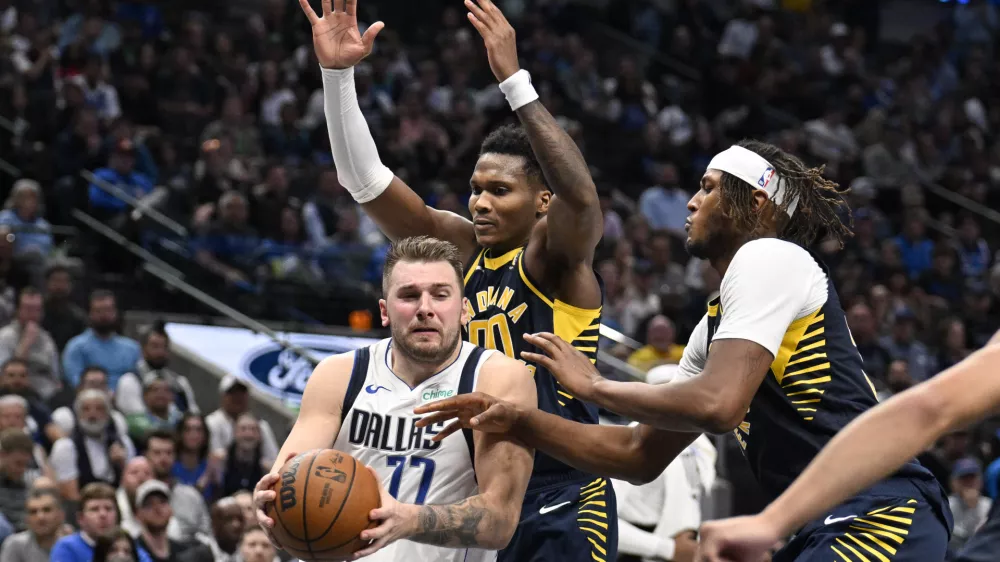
[{"x1": 267, "y1": 449, "x2": 381, "y2": 560}]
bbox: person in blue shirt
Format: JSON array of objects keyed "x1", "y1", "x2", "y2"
[
  {"x1": 50, "y1": 482, "x2": 152, "y2": 562},
  {"x1": 88, "y1": 139, "x2": 155, "y2": 218},
  {"x1": 62, "y1": 290, "x2": 142, "y2": 389}
]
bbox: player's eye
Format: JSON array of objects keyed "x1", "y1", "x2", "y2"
[{"x1": 470, "y1": 184, "x2": 482, "y2": 194}]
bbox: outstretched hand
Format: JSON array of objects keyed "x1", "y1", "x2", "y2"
[
  {"x1": 464, "y1": 0, "x2": 520, "y2": 82},
  {"x1": 413, "y1": 392, "x2": 521, "y2": 441},
  {"x1": 521, "y1": 333, "x2": 604, "y2": 402},
  {"x1": 298, "y1": 0, "x2": 384, "y2": 70}
]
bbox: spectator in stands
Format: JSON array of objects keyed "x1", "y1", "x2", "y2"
[
  {"x1": 0, "y1": 288, "x2": 61, "y2": 400},
  {"x1": 0, "y1": 179, "x2": 53, "y2": 284},
  {"x1": 621, "y1": 261, "x2": 660, "y2": 338},
  {"x1": 846, "y1": 302, "x2": 892, "y2": 381},
  {"x1": 0, "y1": 358, "x2": 62, "y2": 445},
  {"x1": 116, "y1": 325, "x2": 197, "y2": 416},
  {"x1": 957, "y1": 215, "x2": 990, "y2": 279},
  {"x1": 62, "y1": 290, "x2": 142, "y2": 389},
  {"x1": 92, "y1": 528, "x2": 152, "y2": 562},
  {"x1": 200, "y1": 95, "x2": 262, "y2": 162},
  {"x1": 134, "y1": 479, "x2": 191, "y2": 562},
  {"x1": 179, "y1": 497, "x2": 244, "y2": 562},
  {"x1": 0, "y1": 397, "x2": 53, "y2": 479},
  {"x1": 627, "y1": 315, "x2": 684, "y2": 372},
  {"x1": 220, "y1": 413, "x2": 265, "y2": 498},
  {"x1": 70, "y1": 55, "x2": 122, "y2": 123},
  {"x1": 52, "y1": 365, "x2": 129, "y2": 437},
  {"x1": 206, "y1": 376, "x2": 278, "y2": 463},
  {"x1": 919, "y1": 245, "x2": 964, "y2": 303},
  {"x1": 125, "y1": 374, "x2": 183, "y2": 444},
  {"x1": 0, "y1": 488, "x2": 68, "y2": 562},
  {"x1": 237, "y1": 527, "x2": 275, "y2": 562},
  {"x1": 117, "y1": 456, "x2": 153, "y2": 537},
  {"x1": 192, "y1": 192, "x2": 260, "y2": 285},
  {"x1": 172, "y1": 414, "x2": 221, "y2": 500},
  {"x1": 49, "y1": 389, "x2": 134, "y2": 500},
  {"x1": 895, "y1": 212, "x2": 935, "y2": 279},
  {"x1": 42, "y1": 265, "x2": 87, "y2": 353},
  {"x1": 249, "y1": 164, "x2": 296, "y2": 242},
  {"x1": 880, "y1": 308, "x2": 934, "y2": 382},
  {"x1": 0, "y1": 429, "x2": 47, "y2": 528},
  {"x1": 50, "y1": 483, "x2": 122, "y2": 562},
  {"x1": 230, "y1": 491, "x2": 254, "y2": 530},
  {"x1": 87, "y1": 139, "x2": 155, "y2": 220},
  {"x1": 950, "y1": 458, "x2": 993, "y2": 551},
  {"x1": 143, "y1": 430, "x2": 211, "y2": 543}
]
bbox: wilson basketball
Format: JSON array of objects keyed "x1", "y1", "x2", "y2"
[{"x1": 267, "y1": 449, "x2": 381, "y2": 560}]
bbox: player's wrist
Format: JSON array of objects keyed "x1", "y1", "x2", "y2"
[
  {"x1": 757, "y1": 508, "x2": 790, "y2": 541},
  {"x1": 398, "y1": 503, "x2": 422, "y2": 539},
  {"x1": 498, "y1": 69, "x2": 538, "y2": 112}
]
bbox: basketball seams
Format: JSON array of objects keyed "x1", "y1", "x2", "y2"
[
  {"x1": 312, "y1": 453, "x2": 359, "y2": 543},
  {"x1": 301, "y1": 451, "x2": 321, "y2": 559},
  {"x1": 271, "y1": 451, "x2": 312, "y2": 544}
]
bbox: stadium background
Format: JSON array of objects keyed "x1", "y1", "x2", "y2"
[{"x1": 0, "y1": 0, "x2": 999, "y2": 558}]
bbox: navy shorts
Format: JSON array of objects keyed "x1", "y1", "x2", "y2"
[
  {"x1": 775, "y1": 490, "x2": 950, "y2": 562},
  {"x1": 501, "y1": 476, "x2": 618, "y2": 562}
]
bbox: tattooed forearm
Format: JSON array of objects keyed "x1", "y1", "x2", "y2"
[
  {"x1": 515, "y1": 101, "x2": 596, "y2": 203},
  {"x1": 408, "y1": 496, "x2": 495, "y2": 548}
]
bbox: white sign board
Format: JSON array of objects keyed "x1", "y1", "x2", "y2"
[{"x1": 165, "y1": 323, "x2": 380, "y2": 403}]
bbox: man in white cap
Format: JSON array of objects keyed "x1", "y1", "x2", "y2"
[
  {"x1": 134, "y1": 480, "x2": 191, "y2": 562},
  {"x1": 420, "y1": 139, "x2": 951, "y2": 561},
  {"x1": 205, "y1": 376, "x2": 278, "y2": 463}
]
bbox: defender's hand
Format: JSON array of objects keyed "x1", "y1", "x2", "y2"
[
  {"x1": 253, "y1": 451, "x2": 299, "y2": 550},
  {"x1": 298, "y1": 0, "x2": 384, "y2": 70},
  {"x1": 414, "y1": 392, "x2": 521, "y2": 441},
  {"x1": 464, "y1": 0, "x2": 520, "y2": 82},
  {"x1": 353, "y1": 468, "x2": 412, "y2": 559},
  {"x1": 697, "y1": 515, "x2": 782, "y2": 562},
  {"x1": 521, "y1": 332, "x2": 603, "y2": 402}
]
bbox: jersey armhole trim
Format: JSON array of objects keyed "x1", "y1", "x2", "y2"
[
  {"x1": 458, "y1": 347, "x2": 487, "y2": 480},
  {"x1": 464, "y1": 248, "x2": 485, "y2": 285},
  {"x1": 341, "y1": 348, "x2": 371, "y2": 416}
]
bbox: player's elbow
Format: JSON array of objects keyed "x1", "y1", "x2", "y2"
[
  {"x1": 697, "y1": 400, "x2": 745, "y2": 434},
  {"x1": 483, "y1": 508, "x2": 521, "y2": 550}
]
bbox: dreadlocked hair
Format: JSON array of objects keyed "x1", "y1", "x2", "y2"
[{"x1": 718, "y1": 139, "x2": 853, "y2": 248}]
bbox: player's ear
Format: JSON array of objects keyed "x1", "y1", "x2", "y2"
[
  {"x1": 378, "y1": 299, "x2": 389, "y2": 327},
  {"x1": 536, "y1": 188, "x2": 552, "y2": 217},
  {"x1": 751, "y1": 189, "x2": 770, "y2": 213}
]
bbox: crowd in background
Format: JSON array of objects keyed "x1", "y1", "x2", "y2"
[{"x1": 0, "y1": 0, "x2": 1000, "y2": 559}]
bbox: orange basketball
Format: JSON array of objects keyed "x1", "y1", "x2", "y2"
[{"x1": 267, "y1": 449, "x2": 380, "y2": 560}]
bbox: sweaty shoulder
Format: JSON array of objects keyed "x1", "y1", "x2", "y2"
[
  {"x1": 713, "y1": 239, "x2": 828, "y2": 358},
  {"x1": 476, "y1": 352, "x2": 537, "y2": 409}
]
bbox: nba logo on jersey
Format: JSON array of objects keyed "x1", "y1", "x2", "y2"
[{"x1": 758, "y1": 167, "x2": 775, "y2": 189}]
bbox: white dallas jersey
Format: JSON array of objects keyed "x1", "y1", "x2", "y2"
[{"x1": 333, "y1": 338, "x2": 497, "y2": 562}]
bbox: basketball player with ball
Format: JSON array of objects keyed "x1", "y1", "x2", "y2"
[{"x1": 253, "y1": 236, "x2": 536, "y2": 561}]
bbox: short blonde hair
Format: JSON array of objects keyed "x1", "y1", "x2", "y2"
[{"x1": 381, "y1": 236, "x2": 464, "y2": 294}]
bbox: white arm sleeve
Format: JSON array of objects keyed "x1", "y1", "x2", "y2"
[
  {"x1": 676, "y1": 315, "x2": 710, "y2": 381},
  {"x1": 321, "y1": 67, "x2": 394, "y2": 203},
  {"x1": 617, "y1": 518, "x2": 675, "y2": 560},
  {"x1": 711, "y1": 239, "x2": 827, "y2": 357}
]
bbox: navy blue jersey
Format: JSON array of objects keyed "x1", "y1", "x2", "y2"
[
  {"x1": 463, "y1": 246, "x2": 603, "y2": 490},
  {"x1": 704, "y1": 249, "x2": 945, "y2": 506}
]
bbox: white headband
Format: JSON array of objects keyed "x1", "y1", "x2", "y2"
[{"x1": 707, "y1": 145, "x2": 799, "y2": 217}]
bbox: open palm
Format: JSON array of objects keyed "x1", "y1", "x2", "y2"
[{"x1": 298, "y1": 0, "x2": 384, "y2": 70}]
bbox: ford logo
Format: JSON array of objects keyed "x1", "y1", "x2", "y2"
[{"x1": 239, "y1": 337, "x2": 371, "y2": 403}]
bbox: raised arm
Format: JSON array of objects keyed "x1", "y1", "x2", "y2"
[
  {"x1": 698, "y1": 333, "x2": 1000, "y2": 562},
  {"x1": 253, "y1": 352, "x2": 354, "y2": 549},
  {"x1": 415, "y1": 391, "x2": 697, "y2": 485},
  {"x1": 466, "y1": 0, "x2": 603, "y2": 265},
  {"x1": 300, "y1": 0, "x2": 477, "y2": 261}
]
